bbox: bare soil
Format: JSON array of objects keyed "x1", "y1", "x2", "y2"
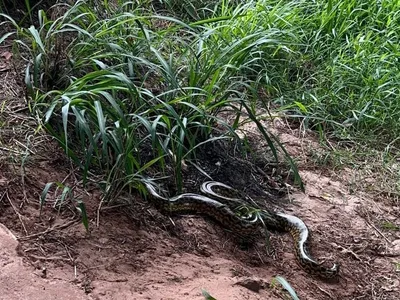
[{"x1": 1, "y1": 34, "x2": 400, "y2": 300}]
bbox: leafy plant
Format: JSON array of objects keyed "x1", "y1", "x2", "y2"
[
  {"x1": 3, "y1": 0, "x2": 303, "y2": 202},
  {"x1": 40, "y1": 181, "x2": 89, "y2": 232}
]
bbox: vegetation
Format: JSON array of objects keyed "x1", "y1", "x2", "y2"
[
  {"x1": 159, "y1": 0, "x2": 400, "y2": 146},
  {"x1": 1, "y1": 1, "x2": 399, "y2": 297},
  {"x1": 202, "y1": 276, "x2": 300, "y2": 299},
  {"x1": 1, "y1": 0, "x2": 400, "y2": 201}
]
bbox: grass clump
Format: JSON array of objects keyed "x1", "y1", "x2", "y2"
[
  {"x1": 1, "y1": 0, "x2": 303, "y2": 201},
  {"x1": 279, "y1": 0, "x2": 400, "y2": 144},
  {"x1": 3, "y1": 0, "x2": 400, "y2": 204}
]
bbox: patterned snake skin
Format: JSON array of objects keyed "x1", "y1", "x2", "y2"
[{"x1": 143, "y1": 180, "x2": 339, "y2": 279}]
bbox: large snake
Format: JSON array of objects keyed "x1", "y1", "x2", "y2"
[{"x1": 143, "y1": 180, "x2": 339, "y2": 279}]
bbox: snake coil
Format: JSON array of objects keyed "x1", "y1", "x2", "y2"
[{"x1": 144, "y1": 180, "x2": 339, "y2": 279}]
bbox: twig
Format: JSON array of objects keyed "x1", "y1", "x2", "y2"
[
  {"x1": 313, "y1": 283, "x2": 336, "y2": 299},
  {"x1": 358, "y1": 206, "x2": 392, "y2": 244},
  {"x1": 14, "y1": 139, "x2": 35, "y2": 155},
  {"x1": 60, "y1": 171, "x2": 72, "y2": 185},
  {"x1": 365, "y1": 220, "x2": 392, "y2": 244},
  {"x1": 375, "y1": 252, "x2": 400, "y2": 257},
  {"x1": 0, "y1": 191, "x2": 6, "y2": 203},
  {"x1": 6, "y1": 191, "x2": 28, "y2": 235},
  {"x1": 27, "y1": 254, "x2": 72, "y2": 262},
  {"x1": 254, "y1": 248, "x2": 264, "y2": 264},
  {"x1": 337, "y1": 244, "x2": 364, "y2": 262},
  {"x1": 0, "y1": 146, "x2": 23, "y2": 154},
  {"x1": 96, "y1": 198, "x2": 104, "y2": 227},
  {"x1": 20, "y1": 162, "x2": 28, "y2": 205},
  {"x1": 17, "y1": 219, "x2": 77, "y2": 241},
  {"x1": 19, "y1": 135, "x2": 35, "y2": 205},
  {"x1": 13, "y1": 107, "x2": 29, "y2": 113},
  {"x1": 100, "y1": 203, "x2": 129, "y2": 211}
]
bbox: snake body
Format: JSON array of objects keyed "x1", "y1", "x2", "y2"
[
  {"x1": 144, "y1": 180, "x2": 339, "y2": 279},
  {"x1": 144, "y1": 182, "x2": 259, "y2": 234},
  {"x1": 272, "y1": 212, "x2": 339, "y2": 278},
  {"x1": 201, "y1": 181, "x2": 339, "y2": 279}
]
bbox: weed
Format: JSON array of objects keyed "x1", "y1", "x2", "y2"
[
  {"x1": 270, "y1": 275, "x2": 300, "y2": 300},
  {"x1": 2, "y1": 0, "x2": 303, "y2": 201},
  {"x1": 201, "y1": 289, "x2": 217, "y2": 300},
  {"x1": 40, "y1": 181, "x2": 89, "y2": 231},
  {"x1": 381, "y1": 221, "x2": 400, "y2": 231}
]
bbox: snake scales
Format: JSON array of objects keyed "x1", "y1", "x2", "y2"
[{"x1": 144, "y1": 180, "x2": 339, "y2": 279}]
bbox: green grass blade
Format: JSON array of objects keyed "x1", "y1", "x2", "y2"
[
  {"x1": 39, "y1": 182, "x2": 54, "y2": 215},
  {"x1": 271, "y1": 276, "x2": 300, "y2": 300},
  {"x1": 76, "y1": 200, "x2": 89, "y2": 232},
  {"x1": 201, "y1": 289, "x2": 217, "y2": 300}
]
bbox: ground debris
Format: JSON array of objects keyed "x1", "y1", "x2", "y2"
[{"x1": 234, "y1": 277, "x2": 267, "y2": 292}]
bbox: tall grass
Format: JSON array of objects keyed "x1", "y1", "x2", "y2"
[
  {"x1": 2, "y1": 0, "x2": 399, "y2": 203},
  {"x1": 1, "y1": 0, "x2": 305, "y2": 201},
  {"x1": 278, "y1": 0, "x2": 400, "y2": 144},
  {"x1": 164, "y1": 0, "x2": 400, "y2": 146}
]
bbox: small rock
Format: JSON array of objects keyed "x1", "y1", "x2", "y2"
[
  {"x1": 234, "y1": 278, "x2": 266, "y2": 293},
  {"x1": 392, "y1": 239, "x2": 400, "y2": 252}
]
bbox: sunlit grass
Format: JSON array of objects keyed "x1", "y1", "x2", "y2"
[{"x1": 278, "y1": 0, "x2": 400, "y2": 144}]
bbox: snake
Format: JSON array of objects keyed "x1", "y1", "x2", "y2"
[{"x1": 143, "y1": 180, "x2": 339, "y2": 279}]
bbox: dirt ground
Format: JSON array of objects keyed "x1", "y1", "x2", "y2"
[{"x1": 1, "y1": 34, "x2": 400, "y2": 300}]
